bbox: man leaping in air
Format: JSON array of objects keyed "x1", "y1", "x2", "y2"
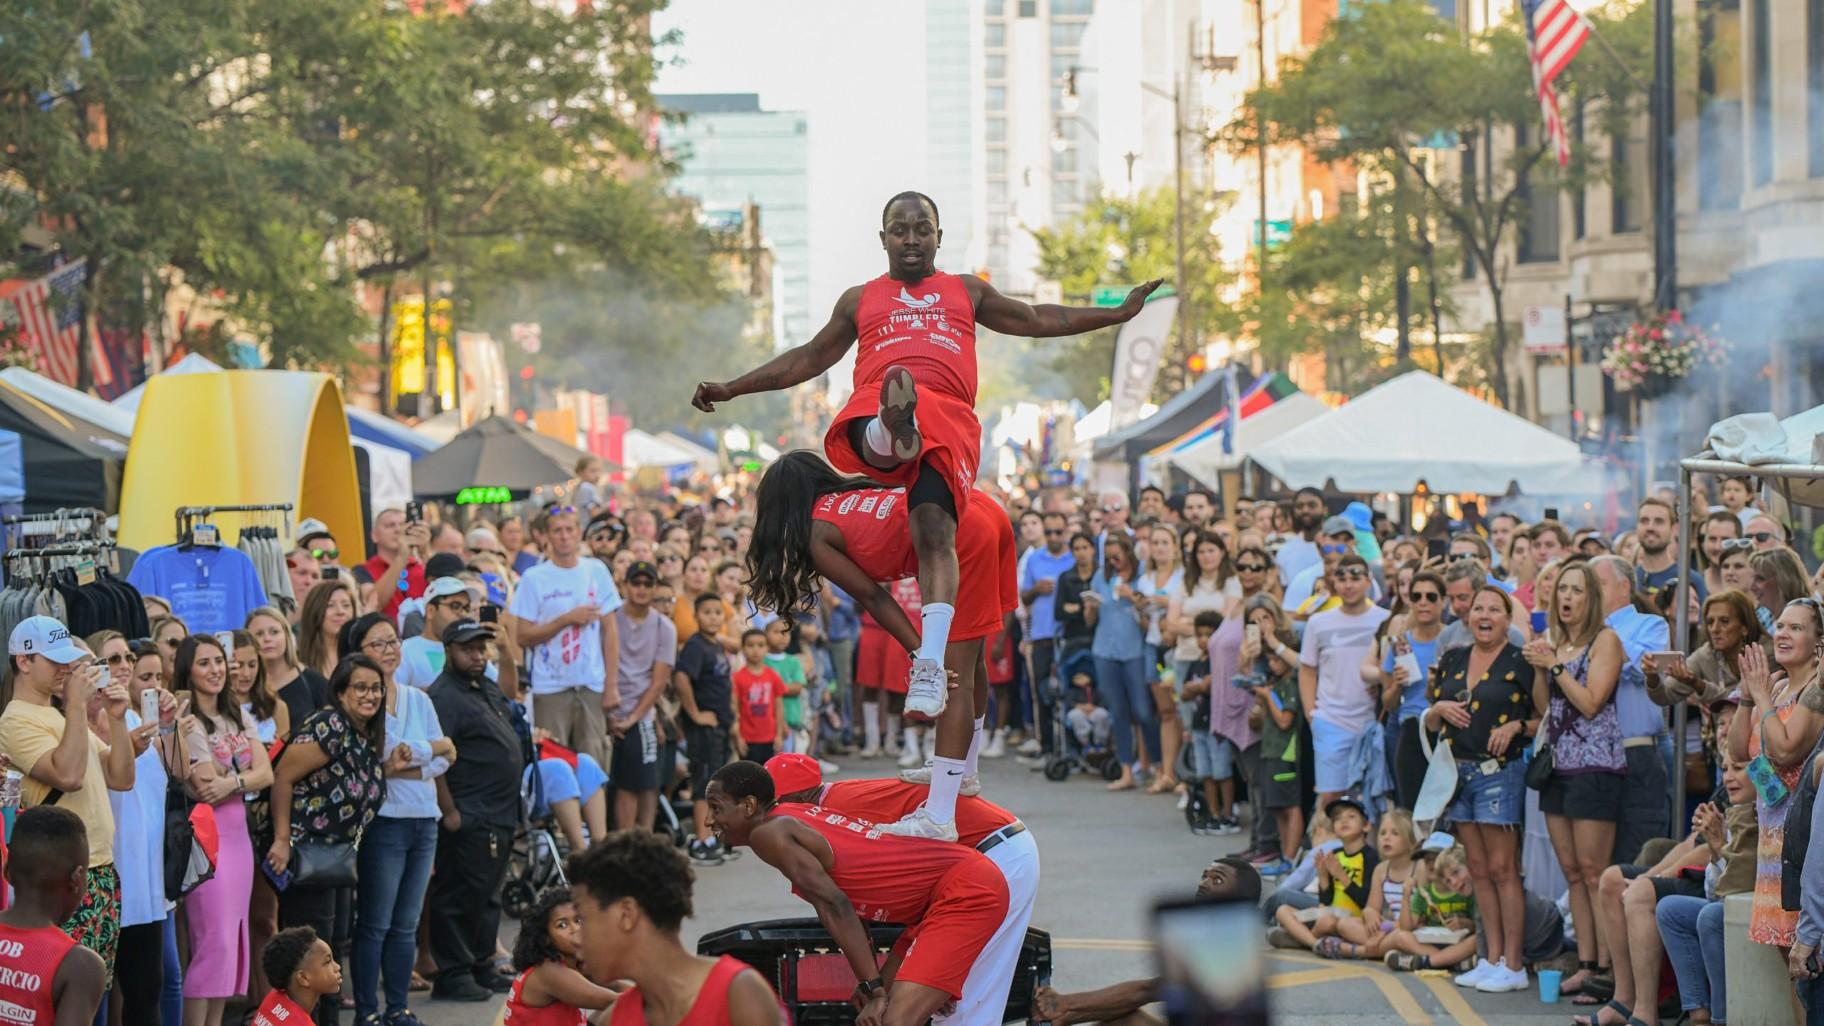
[{"x1": 694, "y1": 191, "x2": 1161, "y2": 787}]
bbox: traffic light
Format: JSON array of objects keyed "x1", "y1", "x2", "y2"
[{"x1": 1187, "y1": 353, "x2": 1208, "y2": 375}]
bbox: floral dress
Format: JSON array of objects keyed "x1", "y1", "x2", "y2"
[{"x1": 285, "y1": 708, "x2": 386, "y2": 849}]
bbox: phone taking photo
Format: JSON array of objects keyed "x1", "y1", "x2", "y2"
[
  {"x1": 405, "y1": 500, "x2": 424, "y2": 524},
  {"x1": 479, "y1": 605, "x2": 499, "y2": 625}
]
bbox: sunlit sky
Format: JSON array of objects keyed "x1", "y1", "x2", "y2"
[{"x1": 652, "y1": 0, "x2": 930, "y2": 342}]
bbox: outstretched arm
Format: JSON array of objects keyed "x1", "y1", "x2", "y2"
[
  {"x1": 750, "y1": 820, "x2": 883, "y2": 991},
  {"x1": 969, "y1": 276, "x2": 1164, "y2": 338},
  {"x1": 695, "y1": 287, "x2": 862, "y2": 410},
  {"x1": 812, "y1": 536, "x2": 922, "y2": 653}
]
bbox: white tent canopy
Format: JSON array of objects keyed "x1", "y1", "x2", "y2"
[
  {"x1": 1160, "y1": 391, "x2": 1331, "y2": 487},
  {"x1": 621, "y1": 428, "x2": 702, "y2": 470},
  {"x1": 1249, "y1": 371, "x2": 1605, "y2": 494},
  {"x1": 0, "y1": 367, "x2": 136, "y2": 436},
  {"x1": 111, "y1": 353, "x2": 223, "y2": 413},
  {"x1": 653, "y1": 430, "x2": 720, "y2": 474}
]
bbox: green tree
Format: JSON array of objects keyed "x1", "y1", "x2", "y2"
[
  {"x1": 1227, "y1": 0, "x2": 1649, "y2": 408},
  {"x1": 1027, "y1": 187, "x2": 1238, "y2": 405}
]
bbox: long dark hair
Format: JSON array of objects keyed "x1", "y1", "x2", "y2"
[
  {"x1": 175, "y1": 634, "x2": 247, "y2": 736},
  {"x1": 746, "y1": 450, "x2": 882, "y2": 623},
  {"x1": 512, "y1": 886, "x2": 577, "y2": 971},
  {"x1": 326, "y1": 655, "x2": 388, "y2": 752}
]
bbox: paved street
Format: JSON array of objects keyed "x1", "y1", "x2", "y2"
[{"x1": 420, "y1": 754, "x2": 1580, "y2": 1026}]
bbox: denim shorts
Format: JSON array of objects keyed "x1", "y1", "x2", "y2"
[
  {"x1": 1446, "y1": 757, "x2": 1524, "y2": 826},
  {"x1": 1188, "y1": 732, "x2": 1235, "y2": 781}
]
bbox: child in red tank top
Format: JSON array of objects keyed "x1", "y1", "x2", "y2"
[
  {"x1": 254, "y1": 927, "x2": 342, "y2": 1026},
  {"x1": 502, "y1": 888, "x2": 619, "y2": 1026}
]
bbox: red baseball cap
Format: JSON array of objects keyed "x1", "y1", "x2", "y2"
[{"x1": 764, "y1": 753, "x2": 823, "y2": 798}]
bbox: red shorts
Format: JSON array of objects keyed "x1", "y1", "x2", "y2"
[
  {"x1": 856, "y1": 623, "x2": 910, "y2": 695},
  {"x1": 826, "y1": 381, "x2": 980, "y2": 520},
  {"x1": 893, "y1": 858, "x2": 1011, "y2": 999},
  {"x1": 950, "y1": 497, "x2": 1018, "y2": 643}
]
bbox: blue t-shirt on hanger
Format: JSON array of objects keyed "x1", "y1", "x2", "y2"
[{"x1": 127, "y1": 543, "x2": 267, "y2": 634}]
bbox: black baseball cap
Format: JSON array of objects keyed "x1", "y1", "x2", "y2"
[
  {"x1": 625, "y1": 560, "x2": 659, "y2": 583},
  {"x1": 441, "y1": 619, "x2": 491, "y2": 646},
  {"x1": 1324, "y1": 794, "x2": 1370, "y2": 821},
  {"x1": 586, "y1": 512, "x2": 624, "y2": 537}
]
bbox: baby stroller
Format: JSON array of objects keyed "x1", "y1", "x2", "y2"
[
  {"x1": 501, "y1": 700, "x2": 569, "y2": 921},
  {"x1": 1043, "y1": 648, "x2": 1123, "y2": 783}
]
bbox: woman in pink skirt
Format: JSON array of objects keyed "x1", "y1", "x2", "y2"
[{"x1": 176, "y1": 634, "x2": 275, "y2": 1026}]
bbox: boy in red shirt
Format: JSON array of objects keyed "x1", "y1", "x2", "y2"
[
  {"x1": 733, "y1": 629, "x2": 787, "y2": 765},
  {"x1": 253, "y1": 927, "x2": 342, "y2": 1026}
]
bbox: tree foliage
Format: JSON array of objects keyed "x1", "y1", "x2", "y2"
[
  {"x1": 1027, "y1": 186, "x2": 1239, "y2": 405},
  {"x1": 2, "y1": 0, "x2": 738, "y2": 427},
  {"x1": 1226, "y1": 0, "x2": 1650, "y2": 408}
]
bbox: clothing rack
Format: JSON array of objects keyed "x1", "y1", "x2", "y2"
[
  {"x1": 174, "y1": 503, "x2": 294, "y2": 545},
  {"x1": 3, "y1": 508, "x2": 111, "y2": 550}
]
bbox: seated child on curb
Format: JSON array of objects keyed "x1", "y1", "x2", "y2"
[
  {"x1": 1383, "y1": 834, "x2": 1480, "y2": 972},
  {"x1": 1322, "y1": 810, "x2": 1419, "y2": 959},
  {"x1": 1269, "y1": 796, "x2": 1378, "y2": 950},
  {"x1": 1261, "y1": 811, "x2": 1336, "y2": 920}
]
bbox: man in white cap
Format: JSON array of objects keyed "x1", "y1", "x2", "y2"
[
  {"x1": 0, "y1": 616, "x2": 136, "y2": 992},
  {"x1": 396, "y1": 578, "x2": 476, "y2": 689}
]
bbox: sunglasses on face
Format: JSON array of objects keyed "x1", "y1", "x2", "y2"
[
  {"x1": 104, "y1": 652, "x2": 133, "y2": 666},
  {"x1": 1720, "y1": 537, "x2": 1755, "y2": 552},
  {"x1": 1750, "y1": 532, "x2": 1775, "y2": 543},
  {"x1": 1409, "y1": 590, "x2": 1442, "y2": 602},
  {"x1": 1102, "y1": 505, "x2": 1124, "y2": 514},
  {"x1": 1320, "y1": 544, "x2": 1349, "y2": 556},
  {"x1": 1045, "y1": 529, "x2": 1066, "y2": 537},
  {"x1": 1448, "y1": 552, "x2": 1476, "y2": 562},
  {"x1": 311, "y1": 548, "x2": 339, "y2": 561},
  {"x1": 1336, "y1": 568, "x2": 1369, "y2": 580},
  {"x1": 1237, "y1": 563, "x2": 1269, "y2": 573}
]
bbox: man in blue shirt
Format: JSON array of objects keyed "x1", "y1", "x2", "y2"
[
  {"x1": 1020, "y1": 512, "x2": 1077, "y2": 757},
  {"x1": 822, "y1": 584, "x2": 862, "y2": 748},
  {"x1": 1591, "y1": 554, "x2": 1671, "y2": 864}
]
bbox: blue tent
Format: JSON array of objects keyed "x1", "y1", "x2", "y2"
[{"x1": 345, "y1": 405, "x2": 439, "y2": 460}]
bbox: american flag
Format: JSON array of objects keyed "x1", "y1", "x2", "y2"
[
  {"x1": 1522, "y1": 0, "x2": 1590, "y2": 168},
  {"x1": 0, "y1": 259, "x2": 89, "y2": 386}
]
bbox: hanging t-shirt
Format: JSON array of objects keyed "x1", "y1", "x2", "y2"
[
  {"x1": 509, "y1": 558, "x2": 624, "y2": 695},
  {"x1": 127, "y1": 544, "x2": 266, "y2": 634}
]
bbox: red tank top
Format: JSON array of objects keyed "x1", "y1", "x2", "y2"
[
  {"x1": 851, "y1": 272, "x2": 978, "y2": 405},
  {"x1": 251, "y1": 990, "x2": 314, "y2": 1026},
  {"x1": 819, "y1": 779, "x2": 1016, "y2": 849},
  {"x1": 607, "y1": 956, "x2": 751, "y2": 1026},
  {"x1": 0, "y1": 923, "x2": 78, "y2": 1024},
  {"x1": 774, "y1": 803, "x2": 987, "y2": 923},
  {"x1": 813, "y1": 488, "x2": 915, "y2": 584},
  {"x1": 502, "y1": 965, "x2": 589, "y2": 1026}
]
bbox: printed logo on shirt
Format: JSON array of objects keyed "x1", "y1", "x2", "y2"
[
  {"x1": 838, "y1": 494, "x2": 860, "y2": 516},
  {"x1": 0, "y1": 998, "x2": 37, "y2": 1024},
  {"x1": 858, "y1": 494, "x2": 879, "y2": 515},
  {"x1": 875, "y1": 493, "x2": 898, "y2": 519}
]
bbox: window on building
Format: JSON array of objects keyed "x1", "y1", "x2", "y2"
[
  {"x1": 1611, "y1": 129, "x2": 1642, "y2": 233},
  {"x1": 1515, "y1": 123, "x2": 1561, "y2": 263},
  {"x1": 1810, "y1": 0, "x2": 1824, "y2": 174},
  {"x1": 1051, "y1": 0, "x2": 1095, "y2": 13},
  {"x1": 1050, "y1": 20, "x2": 1086, "y2": 49},
  {"x1": 986, "y1": 86, "x2": 1006, "y2": 112},
  {"x1": 986, "y1": 147, "x2": 1007, "y2": 175},
  {"x1": 988, "y1": 180, "x2": 1009, "y2": 206},
  {"x1": 1019, "y1": 0, "x2": 1037, "y2": 16},
  {"x1": 987, "y1": 117, "x2": 1007, "y2": 143},
  {"x1": 1572, "y1": 103, "x2": 1587, "y2": 239},
  {"x1": 984, "y1": 0, "x2": 1003, "y2": 13},
  {"x1": 1751, "y1": 0, "x2": 1771, "y2": 187},
  {"x1": 1699, "y1": 0, "x2": 1744, "y2": 208},
  {"x1": 985, "y1": 21, "x2": 1005, "y2": 48},
  {"x1": 986, "y1": 55, "x2": 1006, "y2": 81},
  {"x1": 1052, "y1": 143, "x2": 1078, "y2": 174}
]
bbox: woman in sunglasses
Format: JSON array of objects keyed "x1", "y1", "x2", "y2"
[
  {"x1": 1718, "y1": 544, "x2": 1759, "y2": 621},
  {"x1": 1378, "y1": 569, "x2": 1448, "y2": 810}
]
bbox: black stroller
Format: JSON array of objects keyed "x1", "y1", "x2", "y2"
[{"x1": 1042, "y1": 647, "x2": 1123, "y2": 782}]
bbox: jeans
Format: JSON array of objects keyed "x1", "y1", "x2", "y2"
[
  {"x1": 1094, "y1": 655, "x2": 1160, "y2": 768},
  {"x1": 161, "y1": 915, "x2": 182, "y2": 1026},
  {"x1": 1029, "y1": 640, "x2": 1058, "y2": 754},
  {"x1": 1656, "y1": 896, "x2": 1726, "y2": 1021},
  {"x1": 354, "y1": 816, "x2": 439, "y2": 1020},
  {"x1": 1802, "y1": 972, "x2": 1824, "y2": 1026}
]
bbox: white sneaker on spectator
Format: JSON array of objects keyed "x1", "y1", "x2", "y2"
[
  {"x1": 1016, "y1": 737, "x2": 1043, "y2": 756},
  {"x1": 903, "y1": 659, "x2": 948, "y2": 720},
  {"x1": 898, "y1": 761, "x2": 981, "y2": 796},
  {"x1": 982, "y1": 729, "x2": 1007, "y2": 758},
  {"x1": 818, "y1": 759, "x2": 841, "y2": 774},
  {"x1": 1474, "y1": 962, "x2": 1529, "y2": 993},
  {"x1": 877, "y1": 804, "x2": 959, "y2": 842},
  {"x1": 1453, "y1": 959, "x2": 1495, "y2": 988},
  {"x1": 857, "y1": 745, "x2": 882, "y2": 759}
]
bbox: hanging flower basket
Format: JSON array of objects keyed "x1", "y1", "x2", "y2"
[{"x1": 1599, "y1": 309, "x2": 1730, "y2": 399}]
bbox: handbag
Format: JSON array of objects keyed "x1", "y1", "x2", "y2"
[
  {"x1": 1525, "y1": 742, "x2": 1556, "y2": 791},
  {"x1": 289, "y1": 839, "x2": 358, "y2": 889},
  {"x1": 1412, "y1": 723, "x2": 1459, "y2": 825}
]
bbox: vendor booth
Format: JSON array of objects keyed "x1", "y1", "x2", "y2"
[
  {"x1": 0, "y1": 376, "x2": 129, "y2": 512},
  {"x1": 117, "y1": 370, "x2": 365, "y2": 554}
]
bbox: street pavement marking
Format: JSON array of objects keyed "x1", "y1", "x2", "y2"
[
  {"x1": 1364, "y1": 970, "x2": 1433, "y2": 1026},
  {"x1": 1420, "y1": 973, "x2": 1492, "y2": 1026},
  {"x1": 1268, "y1": 966, "x2": 1372, "y2": 989},
  {"x1": 1053, "y1": 938, "x2": 1156, "y2": 952}
]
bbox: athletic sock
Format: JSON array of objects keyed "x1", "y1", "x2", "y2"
[
  {"x1": 927, "y1": 756, "x2": 966, "y2": 824},
  {"x1": 916, "y1": 603, "x2": 955, "y2": 664},
  {"x1": 863, "y1": 702, "x2": 881, "y2": 749},
  {"x1": 904, "y1": 726, "x2": 921, "y2": 754},
  {"x1": 964, "y1": 716, "x2": 986, "y2": 777},
  {"x1": 863, "y1": 418, "x2": 896, "y2": 459}
]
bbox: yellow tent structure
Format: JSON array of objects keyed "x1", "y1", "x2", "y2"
[{"x1": 117, "y1": 370, "x2": 367, "y2": 555}]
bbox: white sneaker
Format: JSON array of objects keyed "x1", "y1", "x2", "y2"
[
  {"x1": 1474, "y1": 963, "x2": 1530, "y2": 993},
  {"x1": 857, "y1": 745, "x2": 882, "y2": 759},
  {"x1": 897, "y1": 742, "x2": 923, "y2": 769},
  {"x1": 982, "y1": 729, "x2": 1007, "y2": 759},
  {"x1": 1454, "y1": 959, "x2": 1495, "y2": 988},
  {"x1": 898, "y1": 761, "x2": 982, "y2": 796},
  {"x1": 1016, "y1": 737, "x2": 1042, "y2": 756},
  {"x1": 903, "y1": 658, "x2": 948, "y2": 721},
  {"x1": 876, "y1": 804, "x2": 959, "y2": 842},
  {"x1": 818, "y1": 759, "x2": 841, "y2": 774}
]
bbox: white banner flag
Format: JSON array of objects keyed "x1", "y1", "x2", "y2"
[{"x1": 1107, "y1": 294, "x2": 1179, "y2": 429}]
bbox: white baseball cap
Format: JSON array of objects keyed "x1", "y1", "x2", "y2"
[
  {"x1": 425, "y1": 577, "x2": 469, "y2": 602},
  {"x1": 8, "y1": 616, "x2": 86, "y2": 664}
]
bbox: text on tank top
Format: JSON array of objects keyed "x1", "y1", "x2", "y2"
[
  {"x1": 851, "y1": 272, "x2": 978, "y2": 405},
  {"x1": 0, "y1": 923, "x2": 76, "y2": 1025},
  {"x1": 252, "y1": 990, "x2": 314, "y2": 1026},
  {"x1": 821, "y1": 779, "x2": 1015, "y2": 849},
  {"x1": 813, "y1": 488, "x2": 915, "y2": 584},
  {"x1": 773, "y1": 803, "x2": 983, "y2": 923},
  {"x1": 607, "y1": 956, "x2": 749, "y2": 1026},
  {"x1": 502, "y1": 965, "x2": 589, "y2": 1026}
]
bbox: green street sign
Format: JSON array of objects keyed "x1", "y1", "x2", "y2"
[{"x1": 1091, "y1": 285, "x2": 1132, "y2": 307}]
